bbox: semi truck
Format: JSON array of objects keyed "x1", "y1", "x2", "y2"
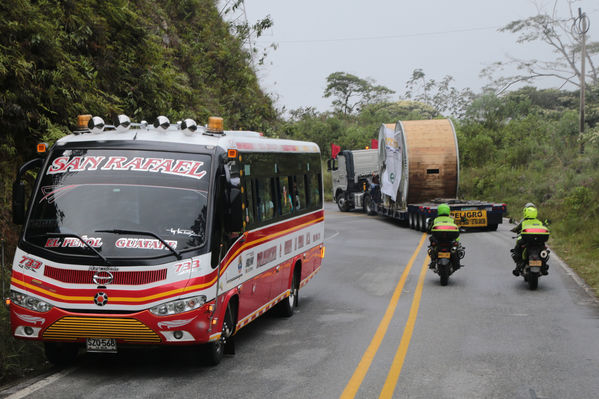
[{"x1": 327, "y1": 119, "x2": 506, "y2": 230}]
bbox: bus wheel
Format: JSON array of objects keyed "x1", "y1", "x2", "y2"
[
  {"x1": 45, "y1": 342, "x2": 79, "y2": 366},
  {"x1": 279, "y1": 269, "x2": 299, "y2": 317},
  {"x1": 205, "y1": 303, "x2": 235, "y2": 366}
]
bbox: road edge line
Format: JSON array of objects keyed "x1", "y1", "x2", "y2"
[{"x1": 2, "y1": 367, "x2": 77, "y2": 399}]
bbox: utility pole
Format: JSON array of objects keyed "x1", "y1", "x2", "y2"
[{"x1": 574, "y1": 8, "x2": 590, "y2": 154}]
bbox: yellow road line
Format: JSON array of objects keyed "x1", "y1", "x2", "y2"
[
  {"x1": 340, "y1": 233, "x2": 427, "y2": 399},
  {"x1": 378, "y1": 255, "x2": 429, "y2": 399}
]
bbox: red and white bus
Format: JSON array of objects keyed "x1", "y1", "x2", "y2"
[{"x1": 8, "y1": 115, "x2": 325, "y2": 365}]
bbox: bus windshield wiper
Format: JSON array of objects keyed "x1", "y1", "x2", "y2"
[
  {"x1": 95, "y1": 229, "x2": 182, "y2": 260},
  {"x1": 39, "y1": 232, "x2": 112, "y2": 266}
]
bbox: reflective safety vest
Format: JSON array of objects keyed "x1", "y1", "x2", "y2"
[
  {"x1": 431, "y1": 216, "x2": 459, "y2": 233},
  {"x1": 520, "y1": 218, "x2": 549, "y2": 236}
]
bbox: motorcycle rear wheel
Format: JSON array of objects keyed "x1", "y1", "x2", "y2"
[
  {"x1": 527, "y1": 272, "x2": 539, "y2": 290},
  {"x1": 439, "y1": 264, "x2": 449, "y2": 286}
]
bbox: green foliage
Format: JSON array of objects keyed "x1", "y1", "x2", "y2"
[
  {"x1": 404, "y1": 69, "x2": 474, "y2": 117},
  {"x1": 457, "y1": 85, "x2": 599, "y2": 297},
  {"x1": 0, "y1": 0, "x2": 277, "y2": 384},
  {"x1": 323, "y1": 72, "x2": 394, "y2": 115}
]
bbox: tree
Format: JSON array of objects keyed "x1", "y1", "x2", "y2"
[
  {"x1": 323, "y1": 72, "x2": 394, "y2": 115},
  {"x1": 482, "y1": 0, "x2": 598, "y2": 93},
  {"x1": 404, "y1": 69, "x2": 474, "y2": 117}
]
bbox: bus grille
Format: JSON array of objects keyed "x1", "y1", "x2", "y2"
[
  {"x1": 44, "y1": 266, "x2": 167, "y2": 285},
  {"x1": 42, "y1": 317, "x2": 162, "y2": 343}
]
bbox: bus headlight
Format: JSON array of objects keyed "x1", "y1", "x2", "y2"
[
  {"x1": 10, "y1": 290, "x2": 53, "y2": 313},
  {"x1": 149, "y1": 295, "x2": 207, "y2": 316}
]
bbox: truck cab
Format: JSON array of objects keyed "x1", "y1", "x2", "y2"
[{"x1": 328, "y1": 149, "x2": 378, "y2": 212}]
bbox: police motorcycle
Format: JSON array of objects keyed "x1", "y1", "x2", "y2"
[
  {"x1": 427, "y1": 213, "x2": 465, "y2": 286},
  {"x1": 511, "y1": 207, "x2": 550, "y2": 290}
]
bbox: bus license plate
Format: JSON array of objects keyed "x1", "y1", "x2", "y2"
[
  {"x1": 86, "y1": 338, "x2": 117, "y2": 353},
  {"x1": 450, "y1": 210, "x2": 487, "y2": 227},
  {"x1": 438, "y1": 252, "x2": 451, "y2": 258},
  {"x1": 529, "y1": 260, "x2": 542, "y2": 267}
]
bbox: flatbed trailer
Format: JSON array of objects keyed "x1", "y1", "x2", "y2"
[{"x1": 371, "y1": 197, "x2": 506, "y2": 231}]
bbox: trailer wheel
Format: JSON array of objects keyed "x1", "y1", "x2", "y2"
[
  {"x1": 336, "y1": 193, "x2": 350, "y2": 212},
  {"x1": 419, "y1": 214, "x2": 427, "y2": 232},
  {"x1": 487, "y1": 224, "x2": 498, "y2": 231},
  {"x1": 364, "y1": 195, "x2": 376, "y2": 215}
]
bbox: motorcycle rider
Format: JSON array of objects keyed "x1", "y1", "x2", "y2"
[
  {"x1": 510, "y1": 203, "x2": 549, "y2": 276},
  {"x1": 427, "y1": 203, "x2": 461, "y2": 269}
]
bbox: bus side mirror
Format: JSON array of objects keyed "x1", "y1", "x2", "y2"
[
  {"x1": 12, "y1": 181, "x2": 26, "y2": 225},
  {"x1": 12, "y1": 157, "x2": 44, "y2": 225},
  {"x1": 327, "y1": 159, "x2": 337, "y2": 171}
]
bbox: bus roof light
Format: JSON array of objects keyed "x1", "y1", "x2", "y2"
[
  {"x1": 77, "y1": 114, "x2": 92, "y2": 130},
  {"x1": 228, "y1": 149, "x2": 237, "y2": 158},
  {"x1": 89, "y1": 116, "x2": 105, "y2": 134},
  {"x1": 207, "y1": 116, "x2": 224, "y2": 134},
  {"x1": 36, "y1": 143, "x2": 47, "y2": 153}
]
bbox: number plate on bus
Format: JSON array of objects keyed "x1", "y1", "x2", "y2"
[
  {"x1": 438, "y1": 252, "x2": 451, "y2": 258},
  {"x1": 86, "y1": 338, "x2": 117, "y2": 353},
  {"x1": 450, "y1": 210, "x2": 487, "y2": 227}
]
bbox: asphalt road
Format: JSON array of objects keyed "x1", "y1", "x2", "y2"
[{"x1": 2, "y1": 202, "x2": 599, "y2": 399}]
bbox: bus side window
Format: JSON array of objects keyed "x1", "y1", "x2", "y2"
[
  {"x1": 317, "y1": 173, "x2": 323, "y2": 204},
  {"x1": 304, "y1": 174, "x2": 311, "y2": 207},
  {"x1": 268, "y1": 177, "x2": 277, "y2": 219},
  {"x1": 244, "y1": 178, "x2": 255, "y2": 227},
  {"x1": 279, "y1": 176, "x2": 293, "y2": 216},
  {"x1": 308, "y1": 173, "x2": 321, "y2": 207},
  {"x1": 257, "y1": 177, "x2": 274, "y2": 221},
  {"x1": 295, "y1": 175, "x2": 306, "y2": 211}
]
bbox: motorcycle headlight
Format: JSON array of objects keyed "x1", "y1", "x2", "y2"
[
  {"x1": 149, "y1": 295, "x2": 207, "y2": 316},
  {"x1": 10, "y1": 290, "x2": 53, "y2": 312}
]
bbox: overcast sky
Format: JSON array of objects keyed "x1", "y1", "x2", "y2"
[{"x1": 227, "y1": 0, "x2": 599, "y2": 113}]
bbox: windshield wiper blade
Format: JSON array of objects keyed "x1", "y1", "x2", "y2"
[
  {"x1": 41, "y1": 232, "x2": 112, "y2": 266},
  {"x1": 95, "y1": 229, "x2": 182, "y2": 260}
]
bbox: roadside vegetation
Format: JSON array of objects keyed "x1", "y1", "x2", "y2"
[{"x1": 0, "y1": 0, "x2": 276, "y2": 385}]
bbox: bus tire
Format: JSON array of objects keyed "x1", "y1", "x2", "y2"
[
  {"x1": 45, "y1": 342, "x2": 79, "y2": 366},
  {"x1": 204, "y1": 302, "x2": 235, "y2": 366},
  {"x1": 279, "y1": 267, "x2": 299, "y2": 317}
]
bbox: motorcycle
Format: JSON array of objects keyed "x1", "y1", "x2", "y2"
[
  {"x1": 511, "y1": 227, "x2": 550, "y2": 290},
  {"x1": 428, "y1": 225, "x2": 465, "y2": 286}
]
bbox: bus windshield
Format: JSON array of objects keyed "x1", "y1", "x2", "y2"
[{"x1": 24, "y1": 148, "x2": 211, "y2": 260}]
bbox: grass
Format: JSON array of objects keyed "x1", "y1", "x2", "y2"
[{"x1": 460, "y1": 147, "x2": 599, "y2": 298}]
